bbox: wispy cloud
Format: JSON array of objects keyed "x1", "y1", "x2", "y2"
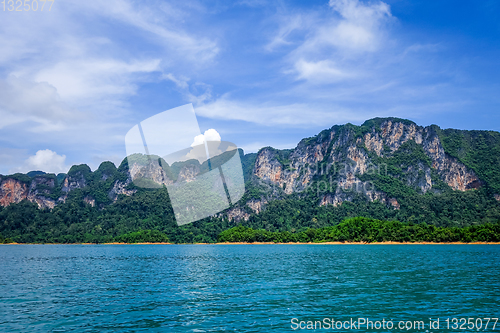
[
  {"x1": 284, "y1": 0, "x2": 394, "y2": 83},
  {"x1": 265, "y1": 14, "x2": 306, "y2": 52},
  {"x1": 293, "y1": 59, "x2": 354, "y2": 84},
  {"x1": 197, "y1": 0, "x2": 469, "y2": 130},
  {"x1": 0, "y1": 76, "x2": 79, "y2": 131},
  {"x1": 0, "y1": 0, "x2": 220, "y2": 172},
  {"x1": 33, "y1": 59, "x2": 161, "y2": 102},
  {"x1": 69, "y1": 0, "x2": 219, "y2": 64},
  {"x1": 195, "y1": 93, "x2": 374, "y2": 127}
]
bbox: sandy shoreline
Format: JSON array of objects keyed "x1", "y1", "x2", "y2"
[{"x1": 2, "y1": 241, "x2": 500, "y2": 245}]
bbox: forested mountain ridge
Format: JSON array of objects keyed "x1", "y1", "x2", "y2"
[
  {"x1": 227, "y1": 118, "x2": 500, "y2": 223},
  {"x1": 1, "y1": 117, "x2": 500, "y2": 243}
]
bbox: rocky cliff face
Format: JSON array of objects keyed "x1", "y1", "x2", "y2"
[
  {"x1": 365, "y1": 121, "x2": 424, "y2": 154},
  {"x1": 244, "y1": 119, "x2": 486, "y2": 220},
  {"x1": 0, "y1": 165, "x2": 136, "y2": 209},
  {"x1": 129, "y1": 161, "x2": 173, "y2": 187},
  {"x1": 28, "y1": 176, "x2": 57, "y2": 209},
  {"x1": 61, "y1": 174, "x2": 86, "y2": 193},
  {"x1": 0, "y1": 176, "x2": 56, "y2": 209},
  {"x1": 108, "y1": 179, "x2": 137, "y2": 202},
  {"x1": 0, "y1": 177, "x2": 28, "y2": 207},
  {"x1": 0, "y1": 155, "x2": 213, "y2": 209},
  {"x1": 422, "y1": 134, "x2": 481, "y2": 191}
]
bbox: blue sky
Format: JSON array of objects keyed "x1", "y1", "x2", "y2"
[{"x1": 0, "y1": 0, "x2": 499, "y2": 174}]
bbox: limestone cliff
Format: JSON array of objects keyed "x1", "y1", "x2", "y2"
[
  {"x1": 0, "y1": 177, "x2": 29, "y2": 207},
  {"x1": 128, "y1": 160, "x2": 173, "y2": 187},
  {"x1": 0, "y1": 176, "x2": 56, "y2": 209},
  {"x1": 108, "y1": 179, "x2": 137, "y2": 202},
  {"x1": 237, "y1": 118, "x2": 491, "y2": 221}
]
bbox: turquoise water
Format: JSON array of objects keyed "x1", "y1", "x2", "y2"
[{"x1": 1, "y1": 245, "x2": 499, "y2": 332}]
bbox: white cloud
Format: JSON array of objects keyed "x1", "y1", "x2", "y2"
[
  {"x1": 203, "y1": 128, "x2": 222, "y2": 142},
  {"x1": 11, "y1": 149, "x2": 68, "y2": 174},
  {"x1": 294, "y1": 59, "x2": 353, "y2": 84},
  {"x1": 185, "y1": 129, "x2": 223, "y2": 163},
  {"x1": 163, "y1": 73, "x2": 190, "y2": 89},
  {"x1": 191, "y1": 129, "x2": 222, "y2": 147}
]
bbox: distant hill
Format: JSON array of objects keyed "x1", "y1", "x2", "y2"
[{"x1": 27, "y1": 171, "x2": 46, "y2": 178}]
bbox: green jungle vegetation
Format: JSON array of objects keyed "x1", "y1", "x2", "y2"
[{"x1": 218, "y1": 217, "x2": 500, "y2": 243}]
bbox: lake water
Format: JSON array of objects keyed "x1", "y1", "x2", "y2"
[{"x1": 1, "y1": 245, "x2": 499, "y2": 332}]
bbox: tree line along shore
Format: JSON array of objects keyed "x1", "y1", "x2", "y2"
[{"x1": 2, "y1": 217, "x2": 499, "y2": 244}]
